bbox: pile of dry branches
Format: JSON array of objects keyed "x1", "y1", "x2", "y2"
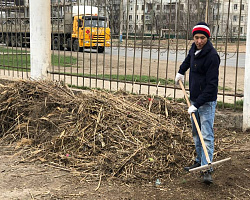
[{"x1": 0, "y1": 80, "x2": 196, "y2": 182}]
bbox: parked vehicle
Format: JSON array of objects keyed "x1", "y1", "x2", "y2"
[{"x1": 0, "y1": 6, "x2": 111, "y2": 53}]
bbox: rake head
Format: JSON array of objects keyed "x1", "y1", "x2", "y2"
[{"x1": 189, "y1": 157, "x2": 231, "y2": 172}]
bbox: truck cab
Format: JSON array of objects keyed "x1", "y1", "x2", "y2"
[{"x1": 71, "y1": 15, "x2": 111, "y2": 53}]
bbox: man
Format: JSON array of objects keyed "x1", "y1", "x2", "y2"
[{"x1": 175, "y1": 22, "x2": 220, "y2": 184}]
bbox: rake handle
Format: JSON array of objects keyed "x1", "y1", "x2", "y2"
[{"x1": 178, "y1": 80, "x2": 211, "y2": 164}]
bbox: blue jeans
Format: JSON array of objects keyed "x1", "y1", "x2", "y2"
[{"x1": 191, "y1": 101, "x2": 217, "y2": 169}]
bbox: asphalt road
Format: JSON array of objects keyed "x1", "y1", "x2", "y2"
[{"x1": 105, "y1": 47, "x2": 246, "y2": 68}]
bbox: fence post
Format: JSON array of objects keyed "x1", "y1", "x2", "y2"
[
  {"x1": 243, "y1": 2, "x2": 250, "y2": 131},
  {"x1": 29, "y1": 0, "x2": 51, "y2": 80}
]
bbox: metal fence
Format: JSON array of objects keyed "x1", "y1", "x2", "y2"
[{"x1": 0, "y1": 0, "x2": 247, "y2": 109}]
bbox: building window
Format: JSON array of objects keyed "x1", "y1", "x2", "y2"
[
  {"x1": 241, "y1": 16, "x2": 243, "y2": 21},
  {"x1": 233, "y1": 15, "x2": 237, "y2": 21},
  {"x1": 129, "y1": 15, "x2": 132, "y2": 21},
  {"x1": 136, "y1": 15, "x2": 138, "y2": 20},
  {"x1": 241, "y1": 4, "x2": 244, "y2": 10},
  {"x1": 141, "y1": 15, "x2": 144, "y2": 20},
  {"x1": 234, "y1": 4, "x2": 237, "y2": 10},
  {"x1": 240, "y1": 27, "x2": 243, "y2": 34},
  {"x1": 157, "y1": 5, "x2": 160, "y2": 10},
  {"x1": 147, "y1": 25, "x2": 152, "y2": 31},
  {"x1": 180, "y1": 4, "x2": 184, "y2": 10},
  {"x1": 142, "y1": 5, "x2": 144, "y2": 10},
  {"x1": 214, "y1": 14, "x2": 220, "y2": 20},
  {"x1": 233, "y1": 27, "x2": 236, "y2": 32},
  {"x1": 136, "y1": 5, "x2": 139, "y2": 10},
  {"x1": 147, "y1": 3, "x2": 153, "y2": 12},
  {"x1": 215, "y1": 3, "x2": 221, "y2": 10}
]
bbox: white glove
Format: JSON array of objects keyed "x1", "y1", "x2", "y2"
[
  {"x1": 175, "y1": 73, "x2": 184, "y2": 85},
  {"x1": 188, "y1": 105, "x2": 197, "y2": 115}
]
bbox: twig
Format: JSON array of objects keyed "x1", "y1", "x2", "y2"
[
  {"x1": 45, "y1": 162, "x2": 71, "y2": 172},
  {"x1": 29, "y1": 191, "x2": 35, "y2": 200},
  {"x1": 93, "y1": 105, "x2": 103, "y2": 153},
  {"x1": 236, "y1": 184, "x2": 250, "y2": 191},
  {"x1": 164, "y1": 98, "x2": 168, "y2": 118},
  {"x1": 112, "y1": 146, "x2": 144, "y2": 177},
  {"x1": 148, "y1": 95, "x2": 154, "y2": 112},
  {"x1": 95, "y1": 174, "x2": 102, "y2": 191}
]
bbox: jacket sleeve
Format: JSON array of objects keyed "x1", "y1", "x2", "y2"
[{"x1": 193, "y1": 53, "x2": 220, "y2": 108}]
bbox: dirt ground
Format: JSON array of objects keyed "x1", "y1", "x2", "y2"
[
  {"x1": 0, "y1": 79, "x2": 249, "y2": 200},
  {"x1": 0, "y1": 128, "x2": 249, "y2": 200}
]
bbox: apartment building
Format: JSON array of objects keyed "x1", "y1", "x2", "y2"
[
  {"x1": 0, "y1": 0, "x2": 248, "y2": 38},
  {"x1": 212, "y1": 0, "x2": 248, "y2": 38},
  {"x1": 122, "y1": 0, "x2": 248, "y2": 38}
]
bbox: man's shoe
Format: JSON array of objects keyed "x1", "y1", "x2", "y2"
[
  {"x1": 203, "y1": 170, "x2": 213, "y2": 184},
  {"x1": 184, "y1": 161, "x2": 201, "y2": 171}
]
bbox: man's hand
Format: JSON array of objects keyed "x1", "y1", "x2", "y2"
[
  {"x1": 188, "y1": 105, "x2": 197, "y2": 114},
  {"x1": 175, "y1": 73, "x2": 184, "y2": 85}
]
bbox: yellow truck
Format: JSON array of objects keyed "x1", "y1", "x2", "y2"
[{"x1": 0, "y1": 5, "x2": 111, "y2": 53}]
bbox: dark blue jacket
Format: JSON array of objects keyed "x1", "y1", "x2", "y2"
[{"x1": 178, "y1": 40, "x2": 220, "y2": 109}]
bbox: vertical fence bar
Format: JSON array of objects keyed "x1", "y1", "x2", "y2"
[
  {"x1": 95, "y1": 1, "x2": 99, "y2": 89},
  {"x1": 24, "y1": 1, "x2": 28, "y2": 79},
  {"x1": 164, "y1": 0, "x2": 172, "y2": 97},
  {"x1": 109, "y1": 0, "x2": 113, "y2": 91},
  {"x1": 63, "y1": 0, "x2": 66, "y2": 84},
  {"x1": 18, "y1": 0, "x2": 22, "y2": 78},
  {"x1": 10, "y1": 1, "x2": 14, "y2": 78},
  {"x1": 215, "y1": 0, "x2": 220, "y2": 50},
  {"x1": 69, "y1": 2, "x2": 73, "y2": 87},
  {"x1": 51, "y1": 2, "x2": 55, "y2": 81},
  {"x1": 139, "y1": 0, "x2": 146, "y2": 94},
  {"x1": 124, "y1": 0, "x2": 129, "y2": 91},
  {"x1": 14, "y1": 3, "x2": 18, "y2": 77},
  {"x1": 89, "y1": 0, "x2": 93, "y2": 88},
  {"x1": 234, "y1": 0, "x2": 242, "y2": 110},
  {"x1": 148, "y1": 10, "x2": 153, "y2": 95},
  {"x1": 57, "y1": 2, "x2": 61, "y2": 81},
  {"x1": 102, "y1": 0, "x2": 107, "y2": 89},
  {"x1": 116, "y1": 0, "x2": 123, "y2": 91},
  {"x1": 132, "y1": 0, "x2": 137, "y2": 94},
  {"x1": 0, "y1": 1, "x2": 3, "y2": 76},
  {"x1": 77, "y1": 1, "x2": 80, "y2": 87},
  {"x1": 222, "y1": 0, "x2": 231, "y2": 109},
  {"x1": 184, "y1": 0, "x2": 190, "y2": 88},
  {"x1": 173, "y1": 0, "x2": 180, "y2": 99},
  {"x1": 82, "y1": 0, "x2": 86, "y2": 88},
  {"x1": 156, "y1": 0, "x2": 163, "y2": 95}
]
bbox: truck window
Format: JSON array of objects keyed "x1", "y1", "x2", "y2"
[
  {"x1": 78, "y1": 19, "x2": 83, "y2": 27},
  {"x1": 84, "y1": 20, "x2": 107, "y2": 28}
]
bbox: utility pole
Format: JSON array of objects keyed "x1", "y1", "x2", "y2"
[
  {"x1": 29, "y1": 0, "x2": 51, "y2": 80},
  {"x1": 243, "y1": 0, "x2": 250, "y2": 131}
]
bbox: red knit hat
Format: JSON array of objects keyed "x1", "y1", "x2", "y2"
[{"x1": 192, "y1": 22, "x2": 210, "y2": 39}]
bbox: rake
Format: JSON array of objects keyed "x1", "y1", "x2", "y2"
[{"x1": 179, "y1": 80, "x2": 231, "y2": 172}]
